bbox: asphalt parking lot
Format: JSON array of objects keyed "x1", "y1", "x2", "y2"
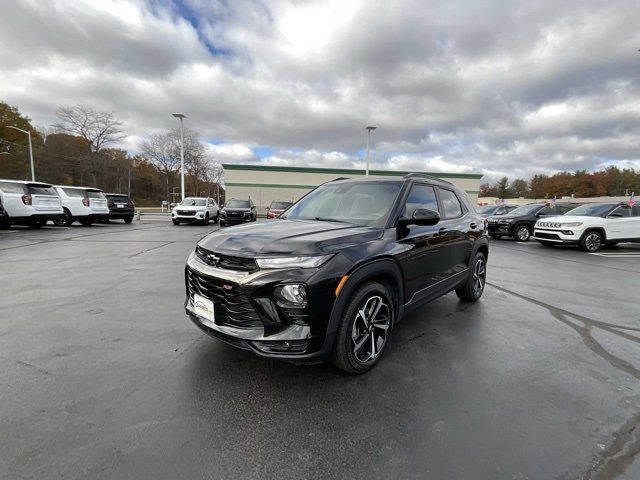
[{"x1": 1, "y1": 219, "x2": 639, "y2": 480}]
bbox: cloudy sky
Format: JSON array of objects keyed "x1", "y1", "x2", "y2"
[{"x1": 2, "y1": 0, "x2": 640, "y2": 181}]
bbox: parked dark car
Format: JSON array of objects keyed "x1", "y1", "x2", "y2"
[
  {"x1": 184, "y1": 174, "x2": 489, "y2": 373},
  {"x1": 487, "y1": 202, "x2": 578, "y2": 241},
  {"x1": 476, "y1": 204, "x2": 518, "y2": 218},
  {"x1": 266, "y1": 201, "x2": 293, "y2": 219},
  {"x1": 105, "y1": 193, "x2": 135, "y2": 223},
  {"x1": 220, "y1": 199, "x2": 257, "y2": 226}
]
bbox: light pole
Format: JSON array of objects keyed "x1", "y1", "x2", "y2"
[
  {"x1": 172, "y1": 113, "x2": 186, "y2": 201},
  {"x1": 6, "y1": 126, "x2": 35, "y2": 181},
  {"x1": 365, "y1": 126, "x2": 377, "y2": 176}
]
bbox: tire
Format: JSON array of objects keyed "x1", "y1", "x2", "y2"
[
  {"x1": 580, "y1": 230, "x2": 604, "y2": 252},
  {"x1": 53, "y1": 209, "x2": 73, "y2": 226},
  {"x1": 203, "y1": 213, "x2": 210, "y2": 225},
  {"x1": 456, "y1": 252, "x2": 487, "y2": 302},
  {"x1": 220, "y1": 220, "x2": 226, "y2": 227},
  {"x1": 330, "y1": 281, "x2": 394, "y2": 374},
  {"x1": 489, "y1": 234, "x2": 502, "y2": 240},
  {"x1": 124, "y1": 217, "x2": 133, "y2": 224},
  {"x1": 172, "y1": 219, "x2": 180, "y2": 225},
  {"x1": 213, "y1": 213, "x2": 219, "y2": 224},
  {"x1": 0, "y1": 213, "x2": 11, "y2": 230},
  {"x1": 515, "y1": 224, "x2": 531, "y2": 242}
]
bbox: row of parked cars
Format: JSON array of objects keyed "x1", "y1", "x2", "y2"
[
  {"x1": 0, "y1": 179, "x2": 135, "y2": 229},
  {"x1": 481, "y1": 201, "x2": 640, "y2": 252},
  {"x1": 171, "y1": 197, "x2": 292, "y2": 226}
]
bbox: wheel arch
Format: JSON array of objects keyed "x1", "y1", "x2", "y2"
[{"x1": 581, "y1": 227, "x2": 607, "y2": 241}]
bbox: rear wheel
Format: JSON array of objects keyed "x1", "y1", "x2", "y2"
[
  {"x1": 0, "y1": 213, "x2": 11, "y2": 229},
  {"x1": 580, "y1": 230, "x2": 603, "y2": 252},
  {"x1": 124, "y1": 217, "x2": 133, "y2": 224},
  {"x1": 330, "y1": 281, "x2": 394, "y2": 374},
  {"x1": 456, "y1": 252, "x2": 487, "y2": 302},
  {"x1": 515, "y1": 224, "x2": 531, "y2": 242},
  {"x1": 489, "y1": 233, "x2": 502, "y2": 240},
  {"x1": 53, "y1": 209, "x2": 72, "y2": 226}
]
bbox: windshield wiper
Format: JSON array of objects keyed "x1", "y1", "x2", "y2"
[{"x1": 313, "y1": 217, "x2": 351, "y2": 224}]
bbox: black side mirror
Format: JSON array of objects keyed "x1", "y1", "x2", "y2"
[{"x1": 398, "y1": 208, "x2": 440, "y2": 227}]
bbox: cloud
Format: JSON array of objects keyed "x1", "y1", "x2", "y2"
[{"x1": 2, "y1": 0, "x2": 640, "y2": 183}]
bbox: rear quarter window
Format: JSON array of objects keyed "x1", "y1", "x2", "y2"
[
  {"x1": 438, "y1": 188, "x2": 463, "y2": 218},
  {"x1": 0, "y1": 182, "x2": 26, "y2": 194}
]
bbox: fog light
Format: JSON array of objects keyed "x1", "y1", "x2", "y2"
[
  {"x1": 274, "y1": 284, "x2": 307, "y2": 306},
  {"x1": 253, "y1": 340, "x2": 309, "y2": 353}
]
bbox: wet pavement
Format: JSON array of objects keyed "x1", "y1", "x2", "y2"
[{"x1": 1, "y1": 218, "x2": 639, "y2": 479}]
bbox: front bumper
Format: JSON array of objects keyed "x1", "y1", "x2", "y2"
[
  {"x1": 533, "y1": 228, "x2": 581, "y2": 244},
  {"x1": 184, "y1": 251, "x2": 340, "y2": 362},
  {"x1": 221, "y1": 215, "x2": 252, "y2": 224},
  {"x1": 488, "y1": 222, "x2": 515, "y2": 236}
]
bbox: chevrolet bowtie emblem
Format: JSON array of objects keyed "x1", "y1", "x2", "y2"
[{"x1": 208, "y1": 254, "x2": 220, "y2": 266}]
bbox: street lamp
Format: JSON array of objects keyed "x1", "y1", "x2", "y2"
[
  {"x1": 6, "y1": 126, "x2": 35, "y2": 181},
  {"x1": 172, "y1": 113, "x2": 186, "y2": 201},
  {"x1": 365, "y1": 126, "x2": 377, "y2": 176}
]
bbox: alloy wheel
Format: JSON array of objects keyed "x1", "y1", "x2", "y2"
[
  {"x1": 472, "y1": 258, "x2": 486, "y2": 296},
  {"x1": 517, "y1": 226, "x2": 530, "y2": 241},
  {"x1": 350, "y1": 295, "x2": 391, "y2": 364},
  {"x1": 584, "y1": 232, "x2": 602, "y2": 252}
]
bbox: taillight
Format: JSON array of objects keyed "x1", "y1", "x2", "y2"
[
  {"x1": 21, "y1": 194, "x2": 32, "y2": 205},
  {"x1": 82, "y1": 197, "x2": 90, "y2": 207}
]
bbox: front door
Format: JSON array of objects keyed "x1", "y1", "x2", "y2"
[{"x1": 397, "y1": 184, "x2": 456, "y2": 305}]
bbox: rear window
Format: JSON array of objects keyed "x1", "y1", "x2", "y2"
[
  {"x1": 27, "y1": 185, "x2": 57, "y2": 196},
  {"x1": 0, "y1": 182, "x2": 26, "y2": 194},
  {"x1": 107, "y1": 195, "x2": 128, "y2": 202},
  {"x1": 86, "y1": 190, "x2": 105, "y2": 199},
  {"x1": 226, "y1": 200, "x2": 250, "y2": 208},
  {"x1": 62, "y1": 188, "x2": 85, "y2": 198}
]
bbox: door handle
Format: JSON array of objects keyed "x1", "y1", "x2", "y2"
[
  {"x1": 470, "y1": 222, "x2": 477, "y2": 229},
  {"x1": 438, "y1": 227, "x2": 447, "y2": 236}
]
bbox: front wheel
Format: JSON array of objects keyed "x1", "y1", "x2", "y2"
[
  {"x1": 53, "y1": 210, "x2": 73, "y2": 226},
  {"x1": 580, "y1": 230, "x2": 603, "y2": 252},
  {"x1": 330, "y1": 282, "x2": 394, "y2": 374},
  {"x1": 515, "y1": 225, "x2": 531, "y2": 242},
  {"x1": 203, "y1": 213, "x2": 210, "y2": 225},
  {"x1": 172, "y1": 219, "x2": 180, "y2": 226},
  {"x1": 0, "y1": 213, "x2": 10, "y2": 230},
  {"x1": 124, "y1": 217, "x2": 133, "y2": 224},
  {"x1": 456, "y1": 252, "x2": 487, "y2": 302}
]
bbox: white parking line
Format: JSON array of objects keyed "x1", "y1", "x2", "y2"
[{"x1": 589, "y1": 252, "x2": 640, "y2": 257}]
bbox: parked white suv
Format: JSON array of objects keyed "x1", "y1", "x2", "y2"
[
  {"x1": 533, "y1": 202, "x2": 640, "y2": 252},
  {"x1": 53, "y1": 186, "x2": 109, "y2": 226},
  {"x1": 0, "y1": 179, "x2": 64, "y2": 229},
  {"x1": 172, "y1": 197, "x2": 219, "y2": 225}
]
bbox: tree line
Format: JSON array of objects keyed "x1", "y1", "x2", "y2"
[
  {"x1": 480, "y1": 168, "x2": 640, "y2": 199},
  {"x1": 0, "y1": 101, "x2": 224, "y2": 206}
]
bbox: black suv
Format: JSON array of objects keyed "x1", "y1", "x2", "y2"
[
  {"x1": 487, "y1": 202, "x2": 578, "y2": 241},
  {"x1": 184, "y1": 174, "x2": 489, "y2": 373},
  {"x1": 220, "y1": 199, "x2": 257, "y2": 226},
  {"x1": 105, "y1": 193, "x2": 135, "y2": 223}
]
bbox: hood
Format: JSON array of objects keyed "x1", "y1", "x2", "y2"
[
  {"x1": 198, "y1": 219, "x2": 382, "y2": 256},
  {"x1": 175, "y1": 205, "x2": 204, "y2": 211},
  {"x1": 537, "y1": 215, "x2": 593, "y2": 223},
  {"x1": 223, "y1": 207, "x2": 251, "y2": 212}
]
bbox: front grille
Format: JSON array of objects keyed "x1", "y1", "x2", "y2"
[
  {"x1": 186, "y1": 267, "x2": 262, "y2": 328},
  {"x1": 537, "y1": 221, "x2": 562, "y2": 228},
  {"x1": 177, "y1": 210, "x2": 196, "y2": 216},
  {"x1": 195, "y1": 246, "x2": 257, "y2": 272},
  {"x1": 535, "y1": 232, "x2": 561, "y2": 240}
]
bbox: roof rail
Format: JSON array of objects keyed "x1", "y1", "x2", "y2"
[{"x1": 403, "y1": 172, "x2": 454, "y2": 185}]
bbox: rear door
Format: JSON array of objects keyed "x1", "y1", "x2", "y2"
[
  {"x1": 606, "y1": 205, "x2": 633, "y2": 239},
  {"x1": 86, "y1": 190, "x2": 108, "y2": 211},
  {"x1": 397, "y1": 183, "x2": 454, "y2": 305},
  {"x1": 436, "y1": 187, "x2": 474, "y2": 276},
  {"x1": 26, "y1": 184, "x2": 61, "y2": 212}
]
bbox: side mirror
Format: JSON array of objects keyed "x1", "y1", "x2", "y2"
[{"x1": 398, "y1": 208, "x2": 440, "y2": 227}]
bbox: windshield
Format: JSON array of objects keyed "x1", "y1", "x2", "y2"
[
  {"x1": 477, "y1": 205, "x2": 498, "y2": 214},
  {"x1": 564, "y1": 204, "x2": 616, "y2": 217},
  {"x1": 282, "y1": 181, "x2": 402, "y2": 227},
  {"x1": 226, "y1": 200, "x2": 250, "y2": 208},
  {"x1": 508, "y1": 204, "x2": 542, "y2": 216},
  {"x1": 270, "y1": 202, "x2": 291, "y2": 210},
  {"x1": 181, "y1": 198, "x2": 206, "y2": 206}
]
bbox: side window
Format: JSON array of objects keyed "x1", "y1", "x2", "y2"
[
  {"x1": 495, "y1": 207, "x2": 505, "y2": 215},
  {"x1": 609, "y1": 206, "x2": 632, "y2": 217},
  {"x1": 437, "y1": 188, "x2": 463, "y2": 218},
  {"x1": 557, "y1": 205, "x2": 573, "y2": 214},
  {"x1": 632, "y1": 205, "x2": 640, "y2": 217},
  {"x1": 537, "y1": 206, "x2": 553, "y2": 216},
  {"x1": 403, "y1": 185, "x2": 438, "y2": 217},
  {"x1": 0, "y1": 182, "x2": 26, "y2": 194}
]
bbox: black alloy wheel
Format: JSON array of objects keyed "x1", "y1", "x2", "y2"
[{"x1": 331, "y1": 282, "x2": 394, "y2": 374}]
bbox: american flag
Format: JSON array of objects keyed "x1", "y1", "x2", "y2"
[{"x1": 628, "y1": 192, "x2": 636, "y2": 207}]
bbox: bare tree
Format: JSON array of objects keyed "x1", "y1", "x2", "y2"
[{"x1": 55, "y1": 104, "x2": 126, "y2": 153}]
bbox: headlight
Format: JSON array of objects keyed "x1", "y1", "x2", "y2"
[
  {"x1": 560, "y1": 222, "x2": 582, "y2": 227},
  {"x1": 274, "y1": 284, "x2": 307, "y2": 306},
  {"x1": 256, "y1": 255, "x2": 333, "y2": 269},
  {"x1": 501, "y1": 218, "x2": 515, "y2": 223}
]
